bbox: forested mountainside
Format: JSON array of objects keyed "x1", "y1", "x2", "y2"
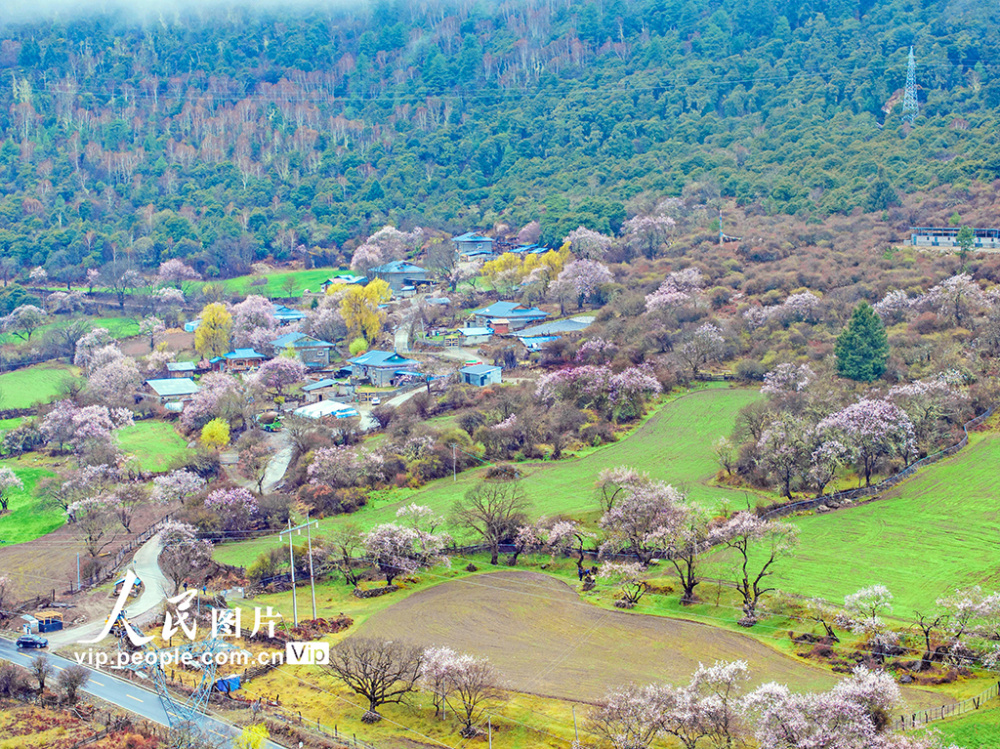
[{"x1": 0, "y1": 0, "x2": 999, "y2": 279}]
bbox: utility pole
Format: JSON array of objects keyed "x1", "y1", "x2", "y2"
[
  {"x1": 77, "y1": 553, "x2": 81, "y2": 591},
  {"x1": 281, "y1": 519, "x2": 320, "y2": 624},
  {"x1": 280, "y1": 519, "x2": 298, "y2": 627},
  {"x1": 902, "y1": 46, "x2": 918, "y2": 126},
  {"x1": 452, "y1": 443, "x2": 457, "y2": 482}
]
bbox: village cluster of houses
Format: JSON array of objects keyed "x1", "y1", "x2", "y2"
[{"x1": 142, "y1": 228, "x2": 595, "y2": 423}]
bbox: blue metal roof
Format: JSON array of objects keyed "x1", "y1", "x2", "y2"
[
  {"x1": 271, "y1": 332, "x2": 335, "y2": 349},
  {"x1": 472, "y1": 301, "x2": 548, "y2": 320},
  {"x1": 349, "y1": 350, "x2": 418, "y2": 368},
  {"x1": 225, "y1": 348, "x2": 266, "y2": 359},
  {"x1": 453, "y1": 232, "x2": 493, "y2": 243},
  {"x1": 371, "y1": 260, "x2": 426, "y2": 274}
]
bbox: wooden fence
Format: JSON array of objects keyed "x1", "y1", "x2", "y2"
[{"x1": 897, "y1": 680, "x2": 1000, "y2": 729}]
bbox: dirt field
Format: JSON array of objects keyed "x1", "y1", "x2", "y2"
[
  {"x1": 119, "y1": 330, "x2": 195, "y2": 357},
  {"x1": 357, "y1": 571, "x2": 949, "y2": 711},
  {"x1": 0, "y1": 501, "x2": 174, "y2": 602}
]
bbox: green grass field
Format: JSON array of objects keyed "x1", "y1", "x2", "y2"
[
  {"x1": 771, "y1": 431, "x2": 1000, "y2": 616},
  {"x1": 116, "y1": 420, "x2": 190, "y2": 473},
  {"x1": 0, "y1": 458, "x2": 59, "y2": 546},
  {"x1": 0, "y1": 417, "x2": 23, "y2": 434},
  {"x1": 0, "y1": 363, "x2": 82, "y2": 409},
  {"x1": 214, "y1": 387, "x2": 760, "y2": 566},
  {"x1": 192, "y1": 268, "x2": 342, "y2": 299},
  {"x1": 0, "y1": 314, "x2": 139, "y2": 348},
  {"x1": 928, "y1": 701, "x2": 1000, "y2": 748}
]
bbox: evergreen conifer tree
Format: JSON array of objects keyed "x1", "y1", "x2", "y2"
[{"x1": 835, "y1": 302, "x2": 889, "y2": 381}]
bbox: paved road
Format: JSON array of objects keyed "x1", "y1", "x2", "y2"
[
  {"x1": 46, "y1": 534, "x2": 169, "y2": 649},
  {"x1": 260, "y1": 430, "x2": 292, "y2": 494},
  {"x1": 0, "y1": 637, "x2": 272, "y2": 747}
]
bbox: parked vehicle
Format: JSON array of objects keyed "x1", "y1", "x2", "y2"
[
  {"x1": 370, "y1": 397, "x2": 381, "y2": 405},
  {"x1": 16, "y1": 634, "x2": 48, "y2": 649}
]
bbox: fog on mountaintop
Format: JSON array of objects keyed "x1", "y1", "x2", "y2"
[{"x1": 0, "y1": 0, "x2": 363, "y2": 23}]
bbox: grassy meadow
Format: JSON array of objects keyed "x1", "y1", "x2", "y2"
[
  {"x1": 0, "y1": 458, "x2": 59, "y2": 547},
  {"x1": 213, "y1": 386, "x2": 760, "y2": 566},
  {"x1": 116, "y1": 420, "x2": 190, "y2": 473},
  {"x1": 0, "y1": 363, "x2": 81, "y2": 409},
  {"x1": 192, "y1": 268, "x2": 341, "y2": 299},
  {"x1": 771, "y1": 430, "x2": 1000, "y2": 616},
  {"x1": 0, "y1": 314, "x2": 138, "y2": 348}
]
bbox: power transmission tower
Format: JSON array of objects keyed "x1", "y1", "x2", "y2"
[{"x1": 902, "y1": 46, "x2": 918, "y2": 125}]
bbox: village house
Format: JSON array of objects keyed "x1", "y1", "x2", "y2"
[
  {"x1": 144, "y1": 378, "x2": 201, "y2": 410},
  {"x1": 513, "y1": 316, "x2": 594, "y2": 350},
  {"x1": 459, "y1": 364, "x2": 502, "y2": 387},
  {"x1": 471, "y1": 301, "x2": 548, "y2": 331},
  {"x1": 460, "y1": 326, "x2": 493, "y2": 345},
  {"x1": 271, "y1": 303, "x2": 306, "y2": 324},
  {"x1": 369, "y1": 260, "x2": 430, "y2": 294},
  {"x1": 210, "y1": 348, "x2": 266, "y2": 373},
  {"x1": 349, "y1": 350, "x2": 419, "y2": 388},
  {"x1": 452, "y1": 232, "x2": 495, "y2": 259},
  {"x1": 293, "y1": 400, "x2": 360, "y2": 421},
  {"x1": 269, "y1": 332, "x2": 337, "y2": 368},
  {"x1": 320, "y1": 272, "x2": 368, "y2": 292},
  {"x1": 165, "y1": 361, "x2": 197, "y2": 378},
  {"x1": 300, "y1": 378, "x2": 340, "y2": 403}
]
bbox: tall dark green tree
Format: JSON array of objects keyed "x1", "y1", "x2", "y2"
[
  {"x1": 957, "y1": 225, "x2": 975, "y2": 268},
  {"x1": 835, "y1": 302, "x2": 889, "y2": 382}
]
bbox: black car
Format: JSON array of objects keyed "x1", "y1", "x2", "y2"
[{"x1": 15, "y1": 634, "x2": 48, "y2": 649}]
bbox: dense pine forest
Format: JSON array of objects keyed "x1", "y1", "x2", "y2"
[{"x1": 0, "y1": 0, "x2": 999, "y2": 280}]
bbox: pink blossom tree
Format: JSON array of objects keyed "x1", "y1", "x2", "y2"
[
  {"x1": 816, "y1": 399, "x2": 916, "y2": 486},
  {"x1": 204, "y1": 487, "x2": 259, "y2": 533},
  {"x1": 914, "y1": 273, "x2": 986, "y2": 326},
  {"x1": 180, "y1": 372, "x2": 242, "y2": 431},
  {"x1": 624, "y1": 214, "x2": 676, "y2": 259},
  {"x1": 159, "y1": 521, "x2": 213, "y2": 594},
  {"x1": 231, "y1": 295, "x2": 277, "y2": 348},
  {"x1": 251, "y1": 357, "x2": 308, "y2": 399},
  {"x1": 710, "y1": 512, "x2": 798, "y2": 626},
  {"x1": 645, "y1": 268, "x2": 705, "y2": 312},
  {"x1": 3, "y1": 305, "x2": 46, "y2": 341},
  {"x1": 678, "y1": 323, "x2": 725, "y2": 377},
  {"x1": 73, "y1": 328, "x2": 114, "y2": 370},
  {"x1": 139, "y1": 316, "x2": 165, "y2": 350},
  {"x1": 151, "y1": 470, "x2": 206, "y2": 504},
  {"x1": 598, "y1": 478, "x2": 686, "y2": 566},
  {"x1": 0, "y1": 466, "x2": 24, "y2": 513},
  {"x1": 157, "y1": 259, "x2": 201, "y2": 287},
  {"x1": 761, "y1": 363, "x2": 815, "y2": 399},
  {"x1": 551, "y1": 259, "x2": 613, "y2": 309},
  {"x1": 349, "y1": 243, "x2": 383, "y2": 276},
  {"x1": 874, "y1": 289, "x2": 912, "y2": 324},
  {"x1": 564, "y1": 226, "x2": 614, "y2": 259},
  {"x1": 757, "y1": 414, "x2": 809, "y2": 498},
  {"x1": 88, "y1": 356, "x2": 141, "y2": 409},
  {"x1": 362, "y1": 523, "x2": 422, "y2": 585}
]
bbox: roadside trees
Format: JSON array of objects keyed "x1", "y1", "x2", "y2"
[
  {"x1": 325, "y1": 638, "x2": 424, "y2": 723},
  {"x1": 56, "y1": 665, "x2": 89, "y2": 704},
  {"x1": 30, "y1": 655, "x2": 53, "y2": 695},
  {"x1": 159, "y1": 521, "x2": 213, "y2": 594}
]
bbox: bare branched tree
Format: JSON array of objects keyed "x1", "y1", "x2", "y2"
[
  {"x1": 452, "y1": 472, "x2": 531, "y2": 564},
  {"x1": 324, "y1": 638, "x2": 424, "y2": 723}
]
